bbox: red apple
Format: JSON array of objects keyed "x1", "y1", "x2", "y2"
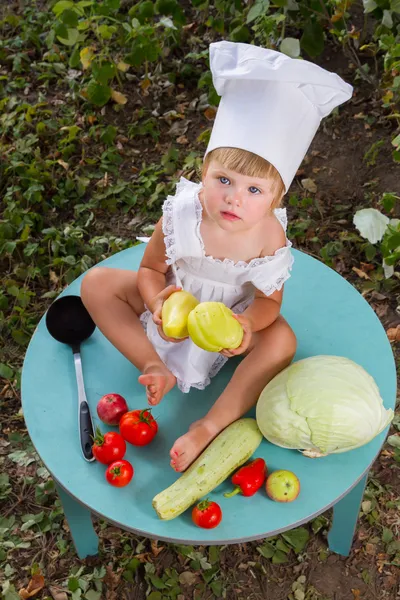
[
  {"x1": 266, "y1": 470, "x2": 300, "y2": 503},
  {"x1": 97, "y1": 393, "x2": 128, "y2": 426}
]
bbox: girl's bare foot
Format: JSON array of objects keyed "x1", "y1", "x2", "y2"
[
  {"x1": 170, "y1": 418, "x2": 220, "y2": 472},
  {"x1": 138, "y1": 364, "x2": 176, "y2": 405}
]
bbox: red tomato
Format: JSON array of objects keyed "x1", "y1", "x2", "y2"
[
  {"x1": 92, "y1": 428, "x2": 126, "y2": 465},
  {"x1": 192, "y1": 500, "x2": 222, "y2": 529},
  {"x1": 119, "y1": 409, "x2": 158, "y2": 446},
  {"x1": 105, "y1": 460, "x2": 134, "y2": 487}
]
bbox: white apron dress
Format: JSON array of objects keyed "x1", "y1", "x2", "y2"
[{"x1": 140, "y1": 177, "x2": 294, "y2": 393}]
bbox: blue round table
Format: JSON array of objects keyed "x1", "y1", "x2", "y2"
[{"x1": 22, "y1": 245, "x2": 396, "y2": 559}]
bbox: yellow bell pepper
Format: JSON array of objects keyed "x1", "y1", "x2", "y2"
[
  {"x1": 187, "y1": 302, "x2": 243, "y2": 352},
  {"x1": 162, "y1": 291, "x2": 199, "y2": 339}
]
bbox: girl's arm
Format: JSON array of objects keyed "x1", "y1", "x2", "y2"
[
  {"x1": 137, "y1": 218, "x2": 169, "y2": 313},
  {"x1": 242, "y1": 287, "x2": 282, "y2": 333}
]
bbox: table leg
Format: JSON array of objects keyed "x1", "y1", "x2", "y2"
[
  {"x1": 56, "y1": 484, "x2": 99, "y2": 558},
  {"x1": 327, "y1": 472, "x2": 368, "y2": 557}
]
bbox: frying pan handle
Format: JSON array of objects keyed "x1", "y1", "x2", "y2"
[{"x1": 73, "y1": 352, "x2": 95, "y2": 462}]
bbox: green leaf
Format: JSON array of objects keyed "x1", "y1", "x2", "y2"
[
  {"x1": 21, "y1": 519, "x2": 37, "y2": 531},
  {"x1": 68, "y1": 577, "x2": 80, "y2": 592},
  {"x1": 0, "y1": 473, "x2": 10, "y2": 488},
  {"x1": 272, "y1": 549, "x2": 289, "y2": 564},
  {"x1": 276, "y1": 538, "x2": 291, "y2": 553},
  {"x1": 1, "y1": 581, "x2": 21, "y2": 600},
  {"x1": 362, "y1": 0, "x2": 377, "y2": 11},
  {"x1": 382, "y1": 527, "x2": 394, "y2": 543},
  {"x1": 56, "y1": 26, "x2": 79, "y2": 46},
  {"x1": 230, "y1": 25, "x2": 250, "y2": 42},
  {"x1": 105, "y1": 0, "x2": 120, "y2": 9},
  {"x1": 52, "y1": 0, "x2": 75, "y2": 16},
  {"x1": 209, "y1": 545, "x2": 220, "y2": 564},
  {"x1": 382, "y1": 9, "x2": 393, "y2": 27},
  {"x1": 85, "y1": 590, "x2": 102, "y2": 600},
  {"x1": 86, "y1": 81, "x2": 112, "y2": 106},
  {"x1": 300, "y1": 22, "x2": 324, "y2": 57},
  {"x1": 391, "y1": 133, "x2": 400, "y2": 148},
  {"x1": 246, "y1": 0, "x2": 269, "y2": 23},
  {"x1": 0, "y1": 515, "x2": 16, "y2": 534},
  {"x1": 387, "y1": 434, "x2": 400, "y2": 448},
  {"x1": 147, "y1": 593, "x2": 162, "y2": 600},
  {"x1": 281, "y1": 527, "x2": 310, "y2": 553},
  {"x1": 210, "y1": 579, "x2": 224, "y2": 597},
  {"x1": 100, "y1": 125, "x2": 118, "y2": 145},
  {"x1": 8, "y1": 450, "x2": 36, "y2": 466},
  {"x1": 365, "y1": 243, "x2": 377, "y2": 261},
  {"x1": 92, "y1": 62, "x2": 116, "y2": 84},
  {"x1": 61, "y1": 8, "x2": 79, "y2": 26},
  {"x1": 257, "y1": 541, "x2": 275, "y2": 558},
  {"x1": 147, "y1": 574, "x2": 167, "y2": 590},
  {"x1": 381, "y1": 193, "x2": 399, "y2": 212},
  {"x1": 391, "y1": 0, "x2": 400, "y2": 12},
  {"x1": 387, "y1": 540, "x2": 400, "y2": 554},
  {"x1": 0, "y1": 363, "x2": 14, "y2": 379},
  {"x1": 155, "y1": 0, "x2": 178, "y2": 15},
  {"x1": 280, "y1": 37, "x2": 300, "y2": 58}
]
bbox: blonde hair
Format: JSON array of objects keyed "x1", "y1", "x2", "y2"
[{"x1": 202, "y1": 147, "x2": 285, "y2": 208}]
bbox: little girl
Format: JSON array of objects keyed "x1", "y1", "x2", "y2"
[{"x1": 81, "y1": 41, "x2": 353, "y2": 472}]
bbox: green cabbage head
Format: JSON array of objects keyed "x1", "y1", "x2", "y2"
[{"x1": 256, "y1": 356, "x2": 394, "y2": 457}]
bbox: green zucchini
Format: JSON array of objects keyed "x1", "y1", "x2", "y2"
[{"x1": 152, "y1": 418, "x2": 263, "y2": 520}]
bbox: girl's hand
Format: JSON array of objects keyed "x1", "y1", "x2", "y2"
[
  {"x1": 220, "y1": 314, "x2": 252, "y2": 357},
  {"x1": 151, "y1": 285, "x2": 189, "y2": 344}
]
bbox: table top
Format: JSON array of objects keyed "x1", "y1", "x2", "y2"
[{"x1": 22, "y1": 244, "x2": 396, "y2": 545}]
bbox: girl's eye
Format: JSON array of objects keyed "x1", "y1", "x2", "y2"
[
  {"x1": 219, "y1": 176, "x2": 230, "y2": 185},
  {"x1": 249, "y1": 186, "x2": 261, "y2": 194}
]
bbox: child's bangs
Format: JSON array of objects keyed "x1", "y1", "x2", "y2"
[{"x1": 204, "y1": 147, "x2": 285, "y2": 207}]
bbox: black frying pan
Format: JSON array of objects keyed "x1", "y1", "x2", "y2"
[{"x1": 45, "y1": 295, "x2": 96, "y2": 462}]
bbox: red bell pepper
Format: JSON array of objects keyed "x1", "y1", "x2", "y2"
[{"x1": 224, "y1": 458, "x2": 267, "y2": 498}]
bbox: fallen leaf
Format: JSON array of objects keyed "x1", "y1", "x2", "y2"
[
  {"x1": 19, "y1": 573, "x2": 45, "y2": 599},
  {"x1": 49, "y1": 586, "x2": 68, "y2": 600},
  {"x1": 204, "y1": 107, "x2": 217, "y2": 121},
  {"x1": 151, "y1": 539, "x2": 165, "y2": 557},
  {"x1": 49, "y1": 270, "x2": 59, "y2": 285},
  {"x1": 87, "y1": 115, "x2": 97, "y2": 125},
  {"x1": 103, "y1": 564, "x2": 121, "y2": 600},
  {"x1": 80, "y1": 46, "x2": 95, "y2": 69},
  {"x1": 352, "y1": 266, "x2": 371, "y2": 280},
  {"x1": 56, "y1": 160, "x2": 69, "y2": 170},
  {"x1": 374, "y1": 303, "x2": 389, "y2": 319},
  {"x1": 301, "y1": 178, "x2": 318, "y2": 193},
  {"x1": 361, "y1": 500, "x2": 372, "y2": 513},
  {"x1": 140, "y1": 78, "x2": 151, "y2": 93},
  {"x1": 351, "y1": 590, "x2": 361, "y2": 599},
  {"x1": 179, "y1": 571, "x2": 199, "y2": 585},
  {"x1": 365, "y1": 542, "x2": 376, "y2": 555},
  {"x1": 331, "y1": 11, "x2": 343, "y2": 22},
  {"x1": 117, "y1": 61, "x2": 130, "y2": 72},
  {"x1": 360, "y1": 262, "x2": 375, "y2": 272},
  {"x1": 387, "y1": 326, "x2": 400, "y2": 342},
  {"x1": 135, "y1": 552, "x2": 153, "y2": 562},
  {"x1": 111, "y1": 90, "x2": 128, "y2": 105},
  {"x1": 176, "y1": 135, "x2": 189, "y2": 144}
]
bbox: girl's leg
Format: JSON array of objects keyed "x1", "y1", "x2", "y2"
[
  {"x1": 170, "y1": 316, "x2": 296, "y2": 471},
  {"x1": 80, "y1": 267, "x2": 176, "y2": 405}
]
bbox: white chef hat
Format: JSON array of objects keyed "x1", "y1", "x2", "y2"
[{"x1": 205, "y1": 41, "x2": 353, "y2": 192}]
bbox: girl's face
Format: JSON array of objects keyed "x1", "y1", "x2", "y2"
[{"x1": 201, "y1": 159, "x2": 278, "y2": 232}]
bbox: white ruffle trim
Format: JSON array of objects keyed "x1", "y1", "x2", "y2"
[
  {"x1": 161, "y1": 176, "x2": 293, "y2": 297},
  {"x1": 193, "y1": 188, "x2": 293, "y2": 270},
  {"x1": 162, "y1": 177, "x2": 199, "y2": 266}
]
